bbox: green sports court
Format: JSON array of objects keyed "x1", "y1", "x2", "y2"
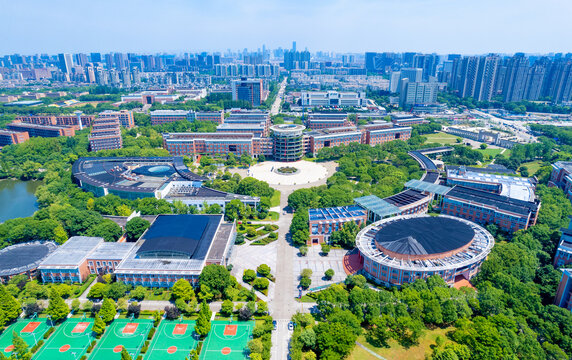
[
  {"x1": 90, "y1": 318, "x2": 153, "y2": 360},
  {"x1": 0, "y1": 318, "x2": 51, "y2": 357},
  {"x1": 199, "y1": 321, "x2": 254, "y2": 360},
  {"x1": 144, "y1": 319, "x2": 197, "y2": 360},
  {"x1": 34, "y1": 317, "x2": 94, "y2": 360}
]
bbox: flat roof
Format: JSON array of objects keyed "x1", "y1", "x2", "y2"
[
  {"x1": 445, "y1": 185, "x2": 539, "y2": 216},
  {"x1": 375, "y1": 216, "x2": 475, "y2": 256},
  {"x1": 136, "y1": 214, "x2": 222, "y2": 259},
  {"x1": 87, "y1": 242, "x2": 135, "y2": 260},
  {"x1": 354, "y1": 195, "x2": 401, "y2": 218},
  {"x1": 309, "y1": 205, "x2": 366, "y2": 222},
  {"x1": 384, "y1": 189, "x2": 428, "y2": 207},
  {"x1": 150, "y1": 110, "x2": 190, "y2": 116},
  {"x1": 39, "y1": 237, "x2": 103, "y2": 267},
  {"x1": 0, "y1": 242, "x2": 58, "y2": 276},
  {"x1": 405, "y1": 179, "x2": 452, "y2": 196}
]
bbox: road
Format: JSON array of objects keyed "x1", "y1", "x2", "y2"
[{"x1": 271, "y1": 78, "x2": 287, "y2": 115}]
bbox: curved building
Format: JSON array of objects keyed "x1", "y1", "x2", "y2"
[
  {"x1": 271, "y1": 124, "x2": 305, "y2": 162},
  {"x1": 0, "y1": 241, "x2": 58, "y2": 283},
  {"x1": 356, "y1": 215, "x2": 494, "y2": 286}
]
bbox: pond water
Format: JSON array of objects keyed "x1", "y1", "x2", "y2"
[{"x1": 0, "y1": 179, "x2": 42, "y2": 223}]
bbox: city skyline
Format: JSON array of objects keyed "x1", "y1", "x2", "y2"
[{"x1": 2, "y1": 0, "x2": 572, "y2": 54}]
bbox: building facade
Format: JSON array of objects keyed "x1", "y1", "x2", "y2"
[
  {"x1": 308, "y1": 206, "x2": 367, "y2": 245},
  {"x1": 99, "y1": 110, "x2": 135, "y2": 129},
  {"x1": 554, "y1": 269, "x2": 572, "y2": 311},
  {"x1": 231, "y1": 78, "x2": 264, "y2": 106},
  {"x1": 150, "y1": 110, "x2": 192, "y2": 125},
  {"x1": 89, "y1": 116, "x2": 123, "y2": 151},
  {"x1": 301, "y1": 91, "x2": 365, "y2": 107},
  {"x1": 7, "y1": 122, "x2": 75, "y2": 138},
  {"x1": 554, "y1": 217, "x2": 572, "y2": 267},
  {"x1": 0, "y1": 129, "x2": 29, "y2": 147}
]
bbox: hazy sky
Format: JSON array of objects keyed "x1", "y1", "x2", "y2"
[{"x1": 1, "y1": 0, "x2": 571, "y2": 55}]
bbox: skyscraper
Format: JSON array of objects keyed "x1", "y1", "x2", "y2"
[
  {"x1": 57, "y1": 53, "x2": 74, "y2": 74},
  {"x1": 231, "y1": 78, "x2": 264, "y2": 106},
  {"x1": 503, "y1": 53, "x2": 529, "y2": 102},
  {"x1": 292, "y1": 41, "x2": 296, "y2": 52}
]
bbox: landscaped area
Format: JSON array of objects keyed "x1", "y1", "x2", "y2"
[
  {"x1": 423, "y1": 132, "x2": 462, "y2": 145},
  {"x1": 276, "y1": 166, "x2": 299, "y2": 174}
]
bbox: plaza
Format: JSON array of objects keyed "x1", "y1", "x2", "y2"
[{"x1": 247, "y1": 160, "x2": 329, "y2": 186}]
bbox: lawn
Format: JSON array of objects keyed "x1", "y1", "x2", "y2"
[
  {"x1": 270, "y1": 190, "x2": 281, "y2": 208},
  {"x1": 519, "y1": 160, "x2": 544, "y2": 176},
  {"x1": 423, "y1": 132, "x2": 462, "y2": 145},
  {"x1": 349, "y1": 327, "x2": 454, "y2": 360},
  {"x1": 477, "y1": 148, "x2": 504, "y2": 158}
]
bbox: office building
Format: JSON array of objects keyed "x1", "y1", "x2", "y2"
[
  {"x1": 99, "y1": 110, "x2": 135, "y2": 129},
  {"x1": 231, "y1": 78, "x2": 264, "y2": 106},
  {"x1": 58, "y1": 53, "x2": 74, "y2": 74},
  {"x1": 89, "y1": 116, "x2": 123, "y2": 151},
  {"x1": 0, "y1": 129, "x2": 29, "y2": 147},
  {"x1": 357, "y1": 215, "x2": 494, "y2": 286},
  {"x1": 306, "y1": 113, "x2": 349, "y2": 130},
  {"x1": 554, "y1": 268, "x2": 572, "y2": 311},
  {"x1": 115, "y1": 215, "x2": 236, "y2": 287},
  {"x1": 549, "y1": 161, "x2": 572, "y2": 201},
  {"x1": 301, "y1": 91, "x2": 365, "y2": 107},
  {"x1": 308, "y1": 206, "x2": 367, "y2": 245},
  {"x1": 150, "y1": 110, "x2": 192, "y2": 125}
]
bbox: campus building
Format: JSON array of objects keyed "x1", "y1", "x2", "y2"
[
  {"x1": 271, "y1": 124, "x2": 305, "y2": 162},
  {"x1": 0, "y1": 129, "x2": 29, "y2": 147},
  {"x1": 15, "y1": 113, "x2": 94, "y2": 129},
  {"x1": 549, "y1": 161, "x2": 572, "y2": 201},
  {"x1": 99, "y1": 110, "x2": 135, "y2": 129},
  {"x1": 390, "y1": 114, "x2": 428, "y2": 126},
  {"x1": 225, "y1": 110, "x2": 271, "y2": 136},
  {"x1": 217, "y1": 123, "x2": 266, "y2": 138},
  {"x1": 305, "y1": 113, "x2": 349, "y2": 130},
  {"x1": 193, "y1": 111, "x2": 224, "y2": 124},
  {"x1": 150, "y1": 110, "x2": 192, "y2": 125},
  {"x1": 554, "y1": 217, "x2": 572, "y2": 267},
  {"x1": 86, "y1": 242, "x2": 135, "y2": 275},
  {"x1": 364, "y1": 125, "x2": 412, "y2": 146},
  {"x1": 163, "y1": 132, "x2": 258, "y2": 157},
  {"x1": 115, "y1": 215, "x2": 236, "y2": 287},
  {"x1": 0, "y1": 242, "x2": 58, "y2": 283},
  {"x1": 231, "y1": 78, "x2": 264, "y2": 106},
  {"x1": 301, "y1": 91, "x2": 365, "y2": 107},
  {"x1": 308, "y1": 206, "x2": 367, "y2": 245},
  {"x1": 7, "y1": 122, "x2": 75, "y2": 138},
  {"x1": 554, "y1": 268, "x2": 572, "y2": 311},
  {"x1": 357, "y1": 215, "x2": 494, "y2": 287},
  {"x1": 442, "y1": 185, "x2": 540, "y2": 233},
  {"x1": 72, "y1": 157, "x2": 258, "y2": 210},
  {"x1": 38, "y1": 236, "x2": 105, "y2": 283},
  {"x1": 89, "y1": 116, "x2": 123, "y2": 151}
]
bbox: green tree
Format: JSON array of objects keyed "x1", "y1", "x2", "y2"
[
  {"x1": 300, "y1": 277, "x2": 312, "y2": 289},
  {"x1": 252, "y1": 278, "x2": 269, "y2": 290},
  {"x1": 320, "y1": 243, "x2": 331, "y2": 255},
  {"x1": 194, "y1": 301, "x2": 212, "y2": 338},
  {"x1": 125, "y1": 217, "x2": 150, "y2": 241},
  {"x1": 220, "y1": 300, "x2": 234, "y2": 317},
  {"x1": 53, "y1": 224, "x2": 68, "y2": 244},
  {"x1": 243, "y1": 269, "x2": 257, "y2": 283},
  {"x1": 225, "y1": 199, "x2": 246, "y2": 221},
  {"x1": 88, "y1": 283, "x2": 107, "y2": 299},
  {"x1": 324, "y1": 269, "x2": 335, "y2": 280},
  {"x1": 120, "y1": 347, "x2": 132, "y2": 360},
  {"x1": 198, "y1": 265, "x2": 232, "y2": 298},
  {"x1": 12, "y1": 331, "x2": 32, "y2": 360},
  {"x1": 0, "y1": 285, "x2": 21, "y2": 327},
  {"x1": 256, "y1": 301, "x2": 268, "y2": 315},
  {"x1": 299, "y1": 245, "x2": 308, "y2": 256},
  {"x1": 92, "y1": 315, "x2": 106, "y2": 336},
  {"x1": 87, "y1": 219, "x2": 123, "y2": 242},
  {"x1": 314, "y1": 322, "x2": 357, "y2": 358},
  {"x1": 99, "y1": 298, "x2": 117, "y2": 323},
  {"x1": 129, "y1": 286, "x2": 147, "y2": 300},
  {"x1": 46, "y1": 288, "x2": 69, "y2": 322},
  {"x1": 171, "y1": 279, "x2": 195, "y2": 302},
  {"x1": 256, "y1": 264, "x2": 271, "y2": 277}
]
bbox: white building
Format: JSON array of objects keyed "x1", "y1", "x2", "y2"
[{"x1": 301, "y1": 91, "x2": 366, "y2": 107}]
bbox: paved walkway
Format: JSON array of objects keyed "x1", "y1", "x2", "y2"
[{"x1": 355, "y1": 341, "x2": 388, "y2": 360}]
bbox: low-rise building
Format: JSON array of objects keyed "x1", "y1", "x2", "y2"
[
  {"x1": 306, "y1": 113, "x2": 349, "y2": 130},
  {"x1": 86, "y1": 242, "x2": 135, "y2": 275},
  {"x1": 99, "y1": 110, "x2": 134, "y2": 129},
  {"x1": 7, "y1": 122, "x2": 75, "y2": 138},
  {"x1": 554, "y1": 217, "x2": 572, "y2": 267},
  {"x1": 150, "y1": 110, "x2": 192, "y2": 125},
  {"x1": 0, "y1": 129, "x2": 29, "y2": 147},
  {"x1": 193, "y1": 111, "x2": 224, "y2": 124},
  {"x1": 308, "y1": 206, "x2": 367, "y2": 245},
  {"x1": 549, "y1": 161, "x2": 572, "y2": 201},
  {"x1": 301, "y1": 91, "x2": 365, "y2": 107},
  {"x1": 554, "y1": 268, "x2": 572, "y2": 311}
]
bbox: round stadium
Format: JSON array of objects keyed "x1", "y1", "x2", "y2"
[
  {"x1": 356, "y1": 214, "x2": 494, "y2": 286},
  {"x1": 0, "y1": 241, "x2": 58, "y2": 283}
]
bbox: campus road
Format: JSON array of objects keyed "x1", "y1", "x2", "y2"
[{"x1": 271, "y1": 78, "x2": 287, "y2": 115}]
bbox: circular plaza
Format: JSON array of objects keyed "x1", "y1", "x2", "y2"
[
  {"x1": 356, "y1": 214, "x2": 494, "y2": 286},
  {"x1": 247, "y1": 160, "x2": 329, "y2": 186}
]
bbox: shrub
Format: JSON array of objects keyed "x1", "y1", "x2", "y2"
[
  {"x1": 164, "y1": 305, "x2": 181, "y2": 320},
  {"x1": 31, "y1": 340, "x2": 44, "y2": 353},
  {"x1": 324, "y1": 269, "x2": 335, "y2": 280},
  {"x1": 147, "y1": 327, "x2": 156, "y2": 340},
  {"x1": 299, "y1": 246, "x2": 308, "y2": 256},
  {"x1": 43, "y1": 327, "x2": 55, "y2": 339},
  {"x1": 243, "y1": 269, "x2": 257, "y2": 283},
  {"x1": 300, "y1": 277, "x2": 312, "y2": 289},
  {"x1": 301, "y1": 269, "x2": 313, "y2": 279},
  {"x1": 321, "y1": 243, "x2": 331, "y2": 255},
  {"x1": 268, "y1": 232, "x2": 278, "y2": 240},
  {"x1": 252, "y1": 278, "x2": 269, "y2": 290},
  {"x1": 257, "y1": 264, "x2": 271, "y2": 277},
  {"x1": 86, "y1": 340, "x2": 96, "y2": 353}
]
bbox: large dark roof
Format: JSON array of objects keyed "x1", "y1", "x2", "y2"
[
  {"x1": 375, "y1": 217, "x2": 475, "y2": 256},
  {"x1": 136, "y1": 215, "x2": 222, "y2": 259},
  {"x1": 384, "y1": 189, "x2": 427, "y2": 207},
  {"x1": 445, "y1": 185, "x2": 539, "y2": 215},
  {"x1": 408, "y1": 151, "x2": 438, "y2": 170},
  {"x1": 0, "y1": 242, "x2": 57, "y2": 276}
]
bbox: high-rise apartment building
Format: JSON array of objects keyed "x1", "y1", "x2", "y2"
[{"x1": 503, "y1": 53, "x2": 530, "y2": 102}]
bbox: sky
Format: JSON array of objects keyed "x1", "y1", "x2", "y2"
[{"x1": 1, "y1": 0, "x2": 571, "y2": 55}]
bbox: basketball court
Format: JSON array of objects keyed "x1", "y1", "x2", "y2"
[
  {"x1": 0, "y1": 318, "x2": 50, "y2": 357},
  {"x1": 144, "y1": 320, "x2": 197, "y2": 360},
  {"x1": 90, "y1": 318, "x2": 153, "y2": 360},
  {"x1": 34, "y1": 318, "x2": 94, "y2": 360},
  {"x1": 199, "y1": 321, "x2": 254, "y2": 360}
]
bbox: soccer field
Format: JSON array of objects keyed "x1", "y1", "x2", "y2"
[
  {"x1": 34, "y1": 318, "x2": 94, "y2": 360},
  {"x1": 144, "y1": 320, "x2": 197, "y2": 360},
  {"x1": 0, "y1": 319, "x2": 50, "y2": 357},
  {"x1": 199, "y1": 321, "x2": 254, "y2": 360},
  {"x1": 90, "y1": 318, "x2": 153, "y2": 360}
]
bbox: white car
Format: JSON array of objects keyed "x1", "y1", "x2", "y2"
[{"x1": 288, "y1": 322, "x2": 294, "y2": 331}]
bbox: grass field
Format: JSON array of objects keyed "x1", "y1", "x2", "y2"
[
  {"x1": 348, "y1": 327, "x2": 454, "y2": 360},
  {"x1": 90, "y1": 319, "x2": 153, "y2": 360},
  {"x1": 520, "y1": 160, "x2": 544, "y2": 175},
  {"x1": 423, "y1": 132, "x2": 462, "y2": 145},
  {"x1": 34, "y1": 318, "x2": 94, "y2": 360},
  {"x1": 270, "y1": 190, "x2": 281, "y2": 208},
  {"x1": 199, "y1": 321, "x2": 254, "y2": 360},
  {"x1": 0, "y1": 319, "x2": 51, "y2": 357},
  {"x1": 144, "y1": 320, "x2": 197, "y2": 360},
  {"x1": 478, "y1": 148, "x2": 504, "y2": 158}
]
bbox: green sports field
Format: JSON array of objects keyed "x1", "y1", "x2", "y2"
[
  {"x1": 34, "y1": 318, "x2": 94, "y2": 360},
  {"x1": 199, "y1": 321, "x2": 254, "y2": 360},
  {"x1": 90, "y1": 318, "x2": 153, "y2": 360},
  {"x1": 0, "y1": 318, "x2": 51, "y2": 357},
  {"x1": 144, "y1": 320, "x2": 197, "y2": 360}
]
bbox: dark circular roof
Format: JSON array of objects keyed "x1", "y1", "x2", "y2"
[
  {"x1": 0, "y1": 242, "x2": 57, "y2": 276},
  {"x1": 375, "y1": 216, "x2": 475, "y2": 256}
]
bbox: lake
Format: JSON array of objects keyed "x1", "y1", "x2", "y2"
[{"x1": 0, "y1": 179, "x2": 42, "y2": 223}]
